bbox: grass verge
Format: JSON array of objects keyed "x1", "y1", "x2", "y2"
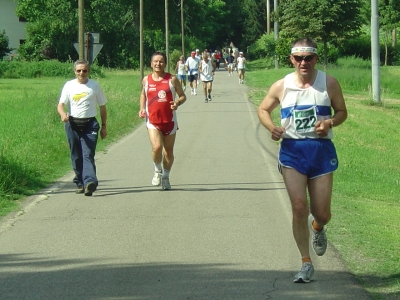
[{"x1": 0, "y1": 69, "x2": 143, "y2": 214}]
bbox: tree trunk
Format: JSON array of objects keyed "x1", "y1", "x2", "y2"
[
  {"x1": 385, "y1": 30, "x2": 388, "y2": 66},
  {"x1": 392, "y1": 28, "x2": 396, "y2": 47},
  {"x1": 323, "y1": 40, "x2": 327, "y2": 70},
  {"x1": 266, "y1": 0, "x2": 270, "y2": 34}
]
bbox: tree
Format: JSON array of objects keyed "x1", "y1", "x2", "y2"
[
  {"x1": 378, "y1": 0, "x2": 400, "y2": 65},
  {"x1": 276, "y1": 0, "x2": 363, "y2": 67},
  {"x1": 13, "y1": 0, "x2": 266, "y2": 67},
  {"x1": 0, "y1": 30, "x2": 12, "y2": 57},
  {"x1": 240, "y1": 0, "x2": 267, "y2": 47}
]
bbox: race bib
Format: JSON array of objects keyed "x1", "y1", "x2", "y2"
[{"x1": 293, "y1": 106, "x2": 317, "y2": 133}]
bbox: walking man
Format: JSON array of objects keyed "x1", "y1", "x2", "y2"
[
  {"x1": 185, "y1": 51, "x2": 200, "y2": 95},
  {"x1": 57, "y1": 59, "x2": 108, "y2": 196},
  {"x1": 258, "y1": 37, "x2": 347, "y2": 283},
  {"x1": 139, "y1": 51, "x2": 186, "y2": 190}
]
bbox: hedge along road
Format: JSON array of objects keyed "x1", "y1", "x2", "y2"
[{"x1": 0, "y1": 69, "x2": 371, "y2": 299}]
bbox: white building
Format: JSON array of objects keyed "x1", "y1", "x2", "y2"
[{"x1": 0, "y1": 0, "x2": 27, "y2": 55}]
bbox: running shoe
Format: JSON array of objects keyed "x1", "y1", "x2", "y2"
[
  {"x1": 161, "y1": 177, "x2": 171, "y2": 190},
  {"x1": 190, "y1": 89, "x2": 194, "y2": 95},
  {"x1": 205, "y1": 98, "x2": 208, "y2": 103},
  {"x1": 194, "y1": 91, "x2": 197, "y2": 95},
  {"x1": 152, "y1": 172, "x2": 162, "y2": 186},
  {"x1": 293, "y1": 262, "x2": 314, "y2": 283},
  {"x1": 208, "y1": 94, "x2": 212, "y2": 101},
  {"x1": 309, "y1": 214, "x2": 328, "y2": 256}
]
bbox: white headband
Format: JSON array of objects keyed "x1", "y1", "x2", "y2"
[{"x1": 291, "y1": 47, "x2": 318, "y2": 54}]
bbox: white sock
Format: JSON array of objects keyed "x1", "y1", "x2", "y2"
[
  {"x1": 154, "y1": 163, "x2": 162, "y2": 173},
  {"x1": 162, "y1": 169, "x2": 170, "y2": 178}
]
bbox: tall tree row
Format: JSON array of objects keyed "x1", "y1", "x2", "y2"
[
  {"x1": 12, "y1": 0, "x2": 400, "y2": 67},
  {"x1": 15, "y1": 0, "x2": 266, "y2": 67}
]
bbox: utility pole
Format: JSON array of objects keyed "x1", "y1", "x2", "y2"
[
  {"x1": 371, "y1": 0, "x2": 381, "y2": 102},
  {"x1": 266, "y1": 0, "x2": 270, "y2": 34},
  {"x1": 165, "y1": 0, "x2": 170, "y2": 72},
  {"x1": 78, "y1": 0, "x2": 84, "y2": 60},
  {"x1": 274, "y1": 0, "x2": 279, "y2": 69},
  {"x1": 181, "y1": 0, "x2": 184, "y2": 56},
  {"x1": 140, "y1": 0, "x2": 144, "y2": 80}
]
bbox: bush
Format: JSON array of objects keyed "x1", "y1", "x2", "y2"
[
  {"x1": 382, "y1": 43, "x2": 400, "y2": 66},
  {"x1": 275, "y1": 37, "x2": 293, "y2": 67},
  {"x1": 169, "y1": 49, "x2": 183, "y2": 73},
  {"x1": 0, "y1": 60, "x2": 105, "y2": 79},
  {"x1": 333, "y1": 55, "x2": 371, "y2": 70},
  {"x1": 338, "y1": 36, "x2": 371, "y2": 60},
  {"x1": 248, "y1": 33, "x2": 276, "y2": 61}
]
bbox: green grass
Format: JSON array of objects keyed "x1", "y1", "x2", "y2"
[
  {"x1": 0, "y1": 69, "x2": 143, "y2": 208},
  {"x1": 246, "y1": 57, "x2": 400, "y2": 300}
]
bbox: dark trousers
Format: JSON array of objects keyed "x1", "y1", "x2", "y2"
[{"x1": 65, "y1": 118, "x2": 100, "y2": 188}]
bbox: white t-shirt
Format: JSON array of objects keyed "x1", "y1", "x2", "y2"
[
  {"x1": 59, "y1": 79, "x2": 107, "y2": 118},
  {"x1": 237, "y1": 57, "x2": 246, "y2": 69},
  {"x1": 185, "y1": 57, "x2": 200, "y2": 74}
]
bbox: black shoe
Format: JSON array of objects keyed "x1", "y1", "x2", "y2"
[
  {"x1": 205, "y1": 98, "x2": 208, "y2": 103},
  {"x1": 84, "y1": 182, "x2": 96, "y2": 196},
  {"x1": 75, "y1": 186, "x2": 84, "y2": 194}
]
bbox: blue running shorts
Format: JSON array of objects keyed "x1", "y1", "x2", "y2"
[{"x1": 278, "y1": 138, "x2": 338, "y2": 179}]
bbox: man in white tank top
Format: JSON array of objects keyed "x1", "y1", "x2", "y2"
[{"x1": 257, "y1": 38, "x2": 348, "y2": 283}]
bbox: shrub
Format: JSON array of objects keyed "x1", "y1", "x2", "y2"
[
  {"x1": 0, "y1": 60, "x2": 104, "y2": 79},
  {"x1": 169, "y1": 49, "x2": 183, "y2": 73},
  {"x1": 248, "y1": 33, "x2": 276, "y2": 61},
  {"x1": 338, "y1": 36, "x2": 371, "y2": 60}
]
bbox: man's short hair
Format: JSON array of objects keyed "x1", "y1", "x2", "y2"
[
  {"x1": 151, "y1": 51, "x2": 167, "y2": 63},
  {"x1": 74, "y1": 59, "x2": 90, "y2": 70},
  {"x1": 291, "y1": 37, "x2": 317, "y2": 49}
]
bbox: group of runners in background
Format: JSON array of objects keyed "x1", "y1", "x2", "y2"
[{"x1": 175, "y1": 47, "x2": 247, "y2": 100}]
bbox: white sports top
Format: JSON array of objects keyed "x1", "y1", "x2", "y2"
[
  {"x1": 200, "y1": 59, "x2": 213, "y2": 82},
  {"x1": 237, "y1": 57, "x2": 246, "y2": 69},
  {"x1": 280, "y1": 71, "x2": 333, "y2": 139},
  {"x1": 177, "y1": 61, "x2": 186, "y2": 75},
  {"x1": 59, "y1": 79, "x2": 107, "y2": 118}
]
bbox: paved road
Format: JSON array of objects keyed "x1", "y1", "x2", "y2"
[{"x1": 0, "y1": 70, "x2": 371, "y2": 299}]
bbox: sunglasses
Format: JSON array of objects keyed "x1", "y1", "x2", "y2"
[
  {"x1": 292, "y1": 55, "x2": 315, "y2": 62},
  {"x1": 76, "y1": 69, "x2": 88, "y2": 73}
]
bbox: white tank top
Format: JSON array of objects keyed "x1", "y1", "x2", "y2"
[
  {"x1": 280, "y1": 71, "x2": 333, "y2": 139},
  {"x1": 177, "y1": 61, "x2": 186, "y2": 75}
]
